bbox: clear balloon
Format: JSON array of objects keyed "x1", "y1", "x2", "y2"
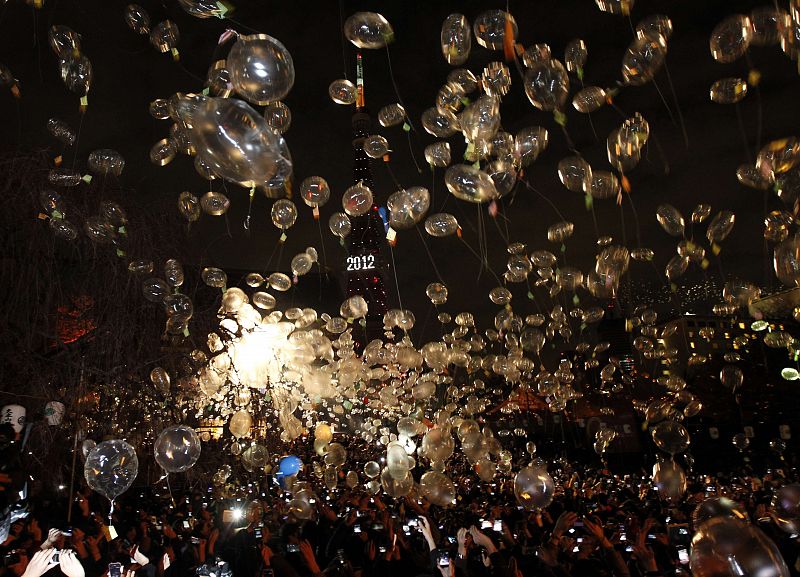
[
  {"x1": 445, "y1": 164, "x2": 499, "y2": 203},
  {"x1": 59, "y1": 54, "x2": 92, "y2": 96},
  {"x1": 514, "y1": 464, "x2": 555, "y2": 510},
  {"x1": 343, "y1": 12, "x2": 394, "y2": 49},
  {"x1": 441, "y1": 14, "x2": 471, "y2": 65},
  {"x1": 228, "y1": 34, "x2": 295, "y2": 105},
  {"x1": 710, "y1": 15, "x2": 753, "y2": 63},
  {"x1": 473, "y1": 10, "x2": 516, "y2": 50},
  {"x1": 191, "y1": 97, "x2": 288, "y2": 187},
  {"x1": 329, "y1": 79, "x2": 357, "y2": 105},
  {"x1": 150, "y1": 20, "x2": 179, "y2": 53},
  {"x1": 424, "y1": 213, "x2": 459, "y2": 237},
  {"x1": 154, "y1": 425, "x2": 201, "y2": 473},
  {"x1": 524, "y1": 60, "x2": 569, "y2": 111},
  {"x1": 387, "y1": 187, "x2": 430, "y2": 229},
  {"x1": 651, "y1": 420, "x2": 690, "y2": 455},
  {"x1": 271, "y1": 199, "x2": 297, "y2": 230},
  {"x1": 420, "y1": 471, "x2": 456, "y2": 507},
  {"x1": 49, "y1": 25, "x2": 81, "y2": 58},
  {"x1": 652, "y1": 459, "x2": 686, "y2": 503},
  {"x1": 84, "y1": 440, "x2": 138, "y2": 502},
  {"x1": 690, "y1": 517, "x2": 790, "y2": 577},
  {"x1": 124, "y1": 4, "x2": 150, "y2": 34}
]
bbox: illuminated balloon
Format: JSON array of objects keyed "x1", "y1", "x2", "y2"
[
  {"x1": 300, "y1": 176, "x2": 330, "y2": 208},
  {"x1": 420, "y1": 471, "x2": 456, "y2": 507},
  {"x1": 515, "y1": 127, "x2": 549, "y2": 167},
  {"x1": 690, "y1": 517, "x2": 789, "y2": 577},
  {"x1": 424, "y1": 142, "x2": 451, "y2": 167},
  {"x1": 59, "y1": 53, "x2": 92, "y2": 96},
  {"x1": 710, "y1": 15, "x2": 753, "y2": 63},
  {"x1": 271, "y1": 199, "x2": 297, "y2": 230},
  {"x1": 178, "y1": 191, "x2": 200, "y2": 223},
  {"x1": 343, "y1": 183, "x2": 373, "y2": 216},
  {"x1": 329, "y1": 79, "x2": 357, "y2": 105},
  {"x1": 150, "y1": 20, "x2": 179, "y2": 53},
  {"x1": 652, "y1": 459, "x2": 686, "y2": 503},
  {"x1": 329, "y1": 212, "x2": 351, "y2": 238},
  {"x1": 445, "y1": 164, "x2": 499, "y2": 203},
  {"x1": 622, "y1": 35, "x2": 666, "y2": 85},
  {"x1": 124, "y1": 4, "x2": 150, "y2": 34},
  {"x1": 693, "y1": 497, "x2": 748, "y2": 527},
  {"x1": 88, "y1": 149, "x2": 125, "y2": 176},
  {"x1": 514, "y1": 464, "x2": 555, "y2": 510},
  {"x1": 387, "y1": 187, "x2": 429, "y2": 229},
  {"x1": 441, "y1": 14, "x2": 471, "y2": 65},
  {"x1": 263, "y1": 101, "x2": 291, "y2": 134},
  {"x1": 378, "y1": 103, "x2": 405, "y2": 128},
  {"x1": 460, "y1": 94, "x2": 500, "y2": 142},
  {"x1": 228, "y1": 34, "x2": 295, "y2": 105},
  {"x1": 656, "y1": 204, "x2": 685, "y2": 237},
  {"x1": 49, "y1": 25, "x2": 81, "y2": 58},
  {"x1": 706, "y1": 210, "x2": 736, "y2": 243},
  {"x1": 191, "y1": 97, "x2": 288, "y2": 187},
  {"x1": 558, "y1": 156, "x2": 592, "y2": 192},
  {"x1": 364, "y1": 135, "x2": 389, "y2": 158},
  {"x1": 524, "y1": 59, "x2": 569, "y2": 111},
  {"x1": 473, "y1": 10, "x2": 516, "y2": 50},
  {"x1": 651, "y1": 420, "x2": 690, "y2": 455},
  {"x1": 573, "y1": 86, "x2": 606, "y2": 113},
  {"x1": 381, "y1": 466, "x2": 413, "y2": 497},
  {"x1": 177, "y1": 0, "x2": 224, "y2": 18},
  {"x1": 47, "y1": 118, "x2": 76, "y2": 146},
  {"x1": 84, "y1": 440, "x2": 138, "y2": 502},
  {"x1": 710, "y1": 78, "x2": 748, "y2": 104},
  {"x1": 229, "y1": 410, "x2": 252, "y2": 438},
  {"x1": 343, "y1": 12, "x2": 394, "y2": 49},
  {"x1": 424, "y1": 213, "x2": 459, "y2": 237},
  {"x1": 564, "y1": 39, "x2": 587, "y2": 74},
  {"x1": 772, "y1": 484, "x2": 800, "y2": 535},
  {"x1": 154, "y1": 425, "x2": 201, "y2": 473}
]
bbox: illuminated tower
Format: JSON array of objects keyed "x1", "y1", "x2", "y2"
[{"x1": 344, "y1": 54, "x2": 389, "y2": 343}]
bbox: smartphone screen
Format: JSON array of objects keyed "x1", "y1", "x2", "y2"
[
  {"x1": 109, "y1": 563, "x2": 122, "y2": 577},
  {"x1": 493, "y1": 520, "x2": 502, "y2": 532},
  {"x1": 354, "y1": 525, "x2": 361, "y2": 534},
  {"x1": 678, "y1": 548, "x2": 689, "y2": 564},
  {"x1": 183, "y1": 521, "x2": 190, "y2": 529},
  {"x1": 481, "y1": 520, "x2": 492, "y2": 530}
]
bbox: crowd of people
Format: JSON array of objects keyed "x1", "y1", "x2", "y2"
[{"x1": 2, "y1": 452, "x2": 800, "y2": 577}]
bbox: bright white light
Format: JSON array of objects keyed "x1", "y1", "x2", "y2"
[{"x1": 232, "y1": 509, "x2": 244, "y2": 521}]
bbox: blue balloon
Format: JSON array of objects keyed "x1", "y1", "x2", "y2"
[{"x1": 279, "y1": 455, "x2": 302, "y2": 477}]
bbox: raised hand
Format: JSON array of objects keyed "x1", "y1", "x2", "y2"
[
  {"x1": 21, "y1": 550, "x2": 57, "y2": 577},
  {"x1": 59, "y1": 550, "x2": 86, "y2": 577},
  {"x1": 468, "y1": 526, "x2": 497, "y2": 554},
  {"x1": 553, "y1": 511, "x2": 578, "y2": 538},
  {"x1": 40, "y1": 528, "x2": 61, "y2": 550}
]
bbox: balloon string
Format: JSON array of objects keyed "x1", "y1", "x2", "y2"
[
  {"x1": 388, "y1": 242, "x2": 404, "y2": 311},
  {"x1": 578, "y1": 76, "x2": 600, "y2": 142},
  {"x1": 405, "y1": 129, "x2": 422, "y2": 174},
  {"x1": 338, "y1": 0, "x2": 349, "y2": 80},
  {"x1": 518, "y1": 176, "x2": 569, "y2": 223},
  {"x1": 662, "y1": 63, "x2": 689, "y2": 149},
  {"x1": 383, "y1": 45, "x2": 417, "y2": 135},
  {"x1": 733, "y1": 102, "x2": 754, "y2": 164},
  {"x1": 415, "y1": 227, "x2": 445, "y2": 284},
  {"x1": 244, "y1": 187, "x2": 255, "y2": 232},
  {"x1": 457, "y1": 236, "x2": 503, "y2": 286},
  {"x1": 315, "y1": 214, "x2": 329, "y2": 272},
  {"x1": 166, "y1": 474, "x2": 176, "y2": 507}
]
